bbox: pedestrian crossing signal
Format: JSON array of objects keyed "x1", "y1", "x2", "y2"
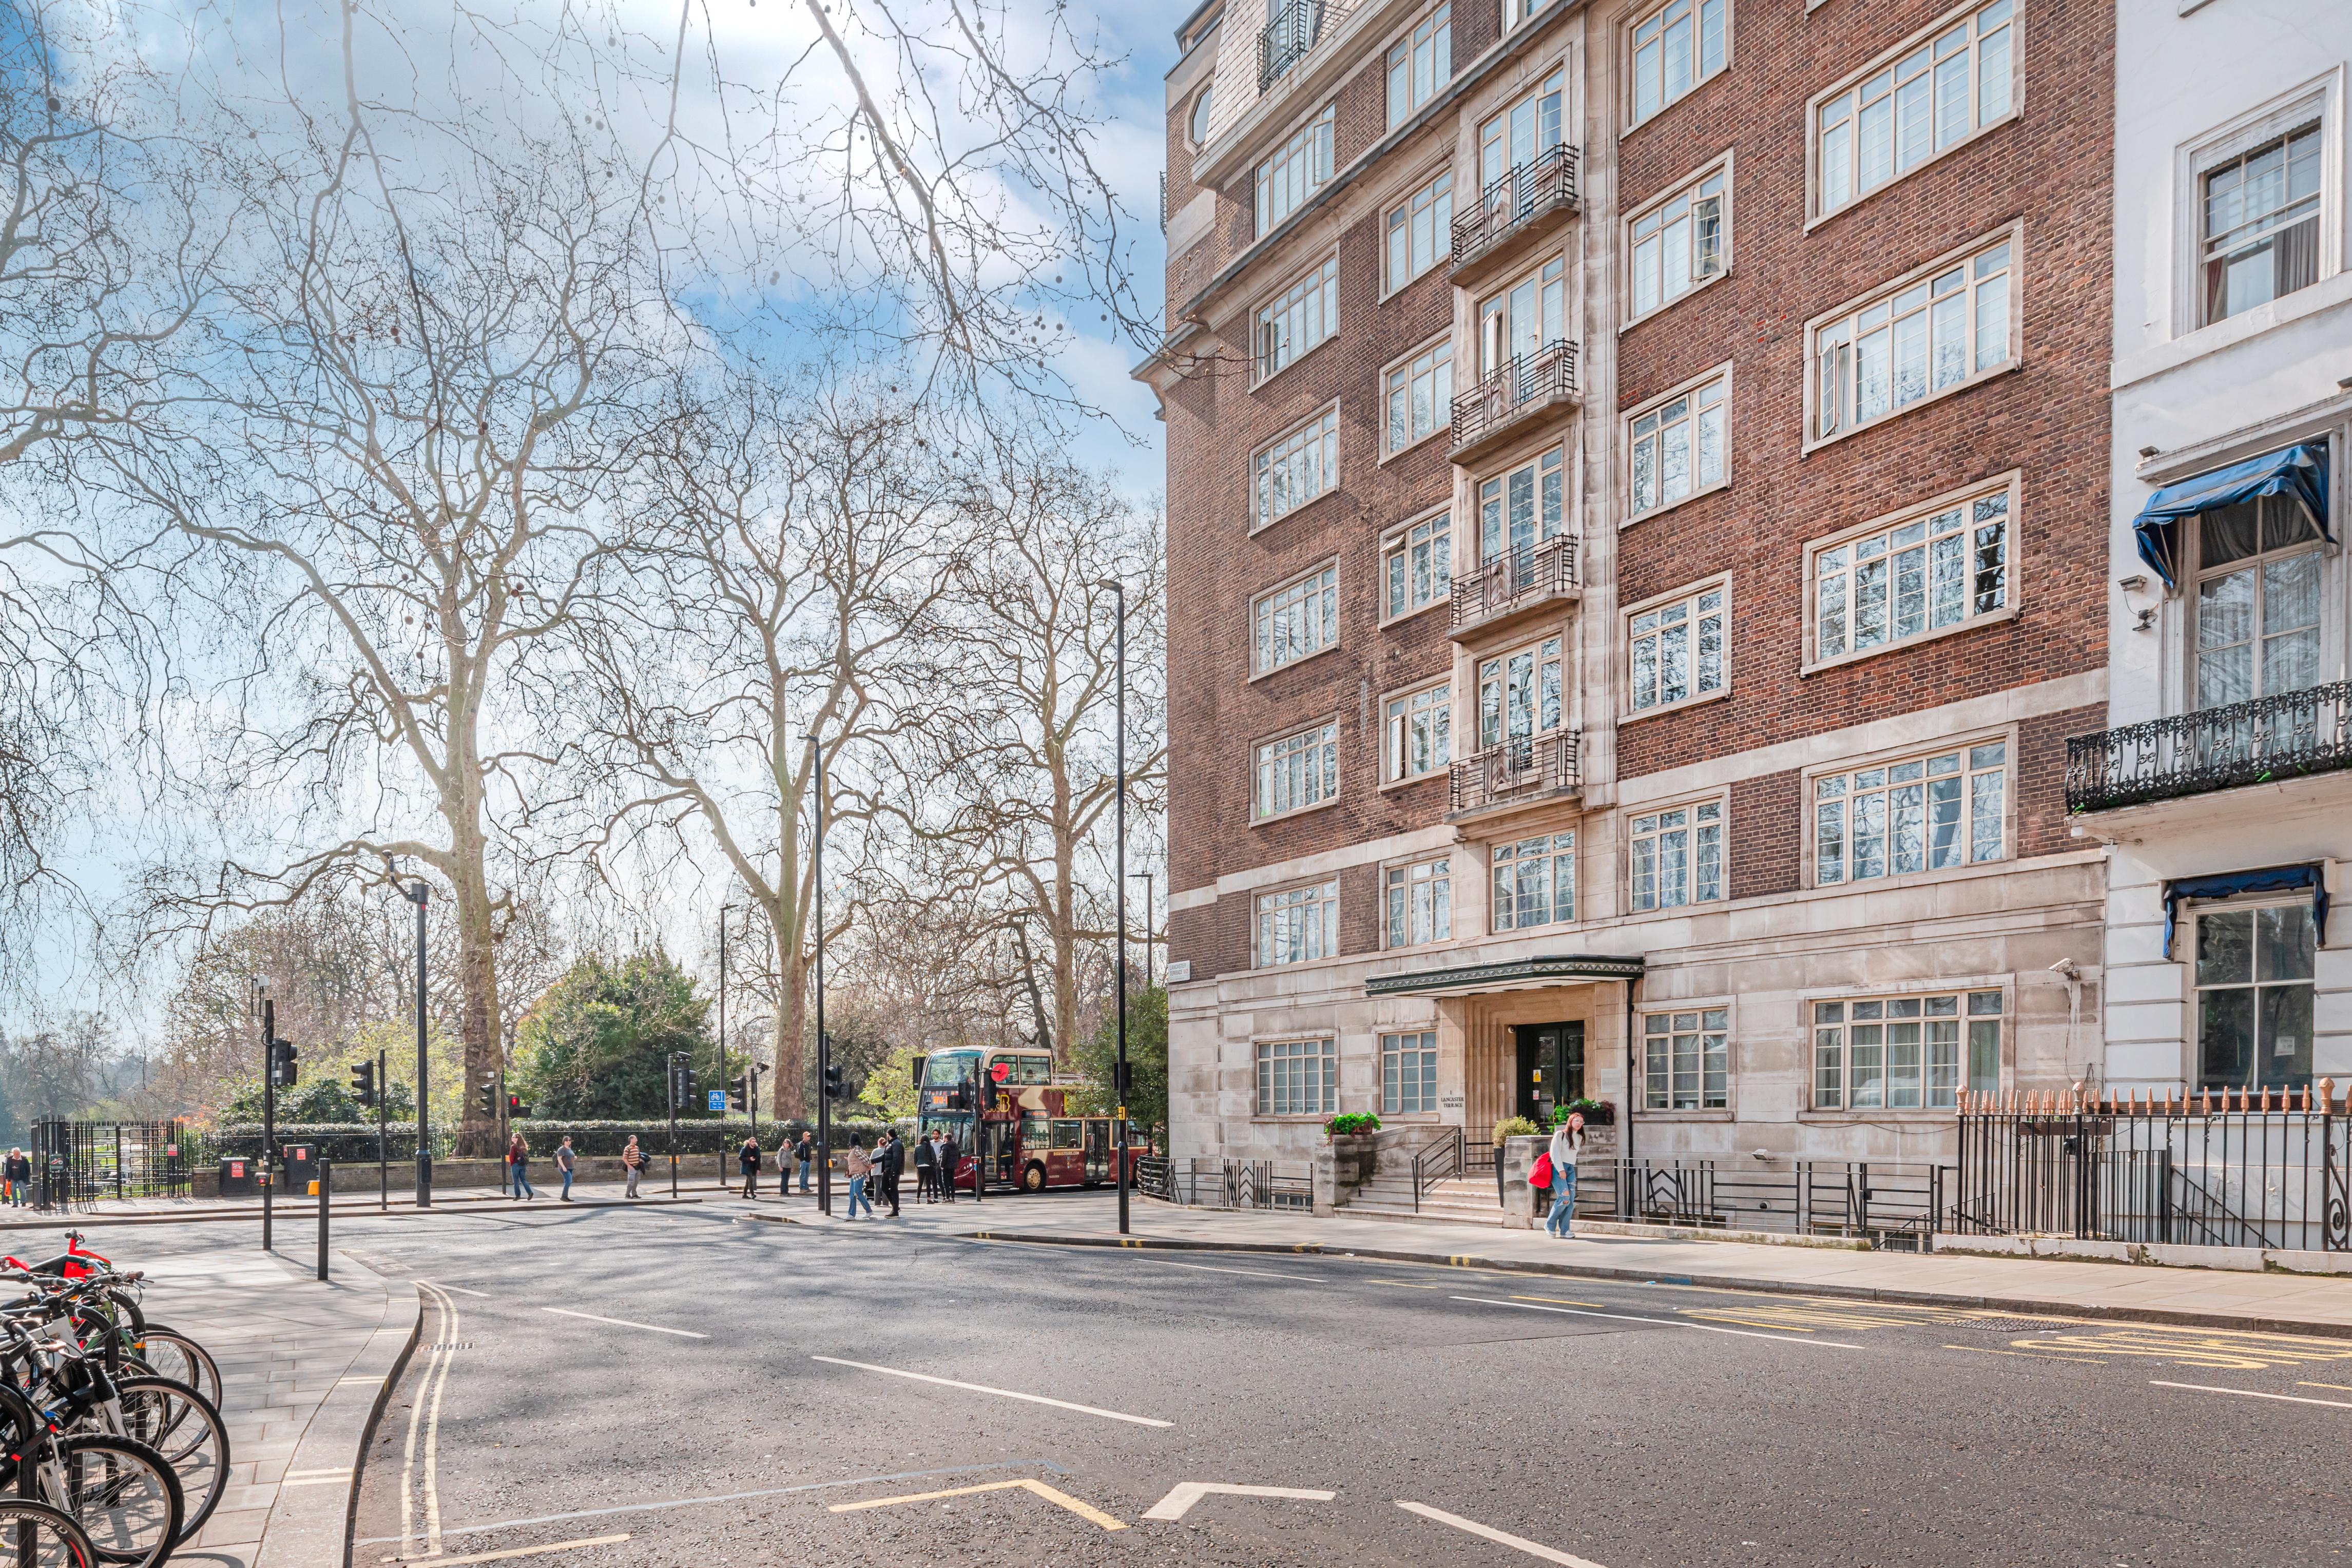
[
  {"x1": 822, "y1": 1063, "x2": 844, "y2": 1100},
  {"x1": 349, "y1": 1060, "x2": 376, "y2": 1109}
]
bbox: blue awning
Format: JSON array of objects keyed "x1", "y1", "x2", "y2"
[
  {"x1": 2161, "y1": 863, "x2": 2330, "y2": 959},
  {"x1": 2132, "y1": 441, "x2": 2331, "y2": 587}
]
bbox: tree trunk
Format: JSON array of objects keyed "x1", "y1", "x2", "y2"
[
  {"x1": 772, "y1": 942, "x2": 808, "y2": 1122},
  {"x1": 449, "y1": 841, "x2": 504, "y2": 1156}
]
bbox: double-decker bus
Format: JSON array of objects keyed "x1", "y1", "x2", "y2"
[{"x1": 913, "y1": 1047, "x2": 1147, "y2": 1194}]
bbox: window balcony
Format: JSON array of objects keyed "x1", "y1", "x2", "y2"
[
  {"x1": 1450, "y1": 340, "x2": 1580, "y2": 466},
  {"x1": 1450, "y1": 144, "x2": 1582, "y2": 290},
  {"x1": 1258, "y1": 0, "x2": 1325, "y2": 91},
  {"x1": 2065, "y1": 682, "x2": 2352, "y2": 814},
  {"x1": 1451, "y1": 535, "x2": 1579, "y2": 641},
  {"x1": 1450, "y1": 731, "x2": 1582, "y2": 822}
]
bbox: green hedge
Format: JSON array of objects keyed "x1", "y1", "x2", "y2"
[{"x1": 205, "y1": 1117, "x2": 908, "y2": 1162}]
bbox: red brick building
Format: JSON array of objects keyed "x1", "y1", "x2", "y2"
[{"x1": 1140, "y1": 0, "x2": 2113, "y2": 1202}]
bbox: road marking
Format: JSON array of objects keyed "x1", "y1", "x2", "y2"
[
  {"x1": 539, "y1": 1307, "x2": 708, "y2": 1339},
  {"x1": 401, "y1": 1282, "x2": 462, "y2": 1558},
  {"x1": 379, "y1": 1533, "x2": 630, "y2": 1566},
  {"x1": 2299, "y1": 1381, "x2": 2352, "y2": 1392},
  {"x1": 1151, "y1": 1261, "x2": 1321, "y2": 1282},
  {"x1": 1396, "y1": 1501, "x2": 1609, "y2": 1566},
  {"x1": 1142, "y1": 1482, "x2": 1335, "y2": 1521},
  {"x1": 430, "y1": 1284, "x2": 493, "y2": 1298},
  {"x1": 1451, "y1": 1296, "x2": 1866, "y2": 1351},
  {"x1": 2151, "y1": 1380, "x2": 2352, "y2": 1410},
  {"x1": 829, "y1": 1478, "x2": 1125, "y2": 1531},
  {"x1": 809, "y1": 1356, "x2": 1173, "y2": 1427},
  {"x1": 2024, "y1": 1327, "x2": 2352, "y2": 1371},
  {"x1": 1945, "y1": 1344, "x2": 2106, "y2": 1366}
]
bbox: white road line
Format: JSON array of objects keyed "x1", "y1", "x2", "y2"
[
  {"x1": 1396, "y1": 1501, "x2": 1610, "y2": 1566},
  {"x1": 539, "y1": 1307, "x2": 708, "y2": 1339},
  {"x1": 1451, "y1": 1296, "x2": 1868, "y2": 1351},
  {"x1": 1142, "y1": 1482, "x2": 1336, "y2": 1521},
  {"x1": 809, "y1": 1356, "x2": 1174, "y2": 1427},
  {"x1": 422, "y1": 1284, "x2": 461, "y2": 1553},
  {"x1": 2151, "y1": 1380, "x2": 2352, "y2": 1410},
  {"x1": 1151, "y1": 1261, "x2": 1322, "y2": 1283},
  {"x1": 378, "y1": 1532, "x2": 629, "y2": 1566},
  {"x1": 432, "y1": 1284, "x2": 492, "y2": 1298}
]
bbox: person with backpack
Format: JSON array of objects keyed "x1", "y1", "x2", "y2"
[
  {"x1": 554, "y1": 1135, "x2": 577, "y2": 1202},
  {"x1": 622, "y1": 1135, "x2": 646, "y2": 1199},
  {"x1": 1546, "y1": 1111, "x2": 1585, "y2": 1238},
  {"x1": 790, "y1": 1130, "x2": 813, "y2": 1196},
  {"x1": 843, "y1": 1135, "x2": 874, "y2": 1219},
  {"x1": 507, "y1": 1132, "x2": 538, "y2": 1201},
  {"x1": 877, "y1": 1130, "x2": 904, "y2": 1217},
  {"x1": 737, "y1": 1133, "x2": 761, "y2": 1199}
]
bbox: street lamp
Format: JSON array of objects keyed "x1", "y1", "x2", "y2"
[
  {"x1": 1132, "y1": 871, "x2": 1154, "y2": 990},
  {"x1": 718, "y1": 900, "x2": 740, "y2": 1130},
  {"x1": 404, "y1": 879, "x2": 432, "y2": 1208},
  {"x1": 806, "y1": 731, "x2": 832, "y2": 1217},
  {"x1": 1094, "y1": 576, "x2": 1130, "y2": 1236}
]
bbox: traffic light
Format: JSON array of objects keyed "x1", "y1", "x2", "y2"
[
  {"x1": 350, "y1": 1060, "x2": 376, "y2": 1109},
  {"x1": 505, "y1": 1093, "x2": 529, "y2": 1119},
  {"x1": 477, "y1": 1073, "x2": 498, "y2": 1118},
  {"x1": 823, "y1": 1062, "x2": 844, "y2": 1100},
  {"x1": 679, "y1": 1064, "x2": 698, "y2": 1109},
  {"x1": 726, "y1": 1073, "x2": 747, "y2": 1113},
  {"x1": 267, "y1": 1039, "x2": 300, "y2": 1088}
]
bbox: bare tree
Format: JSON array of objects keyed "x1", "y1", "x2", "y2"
[{"x1": 568, "y1": 377, "x2": 961, "y2": 1120}]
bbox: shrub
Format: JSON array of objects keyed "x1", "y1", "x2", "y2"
[
  {"x1": 1326, "y1": 1112, "x2": 1382, "y2": 1136},
  {"x1": 1492, "y1": 1115, "x2": 1539, "y2": 1145},
  {"x1": 1555, "y1": 1098, "x2": 1615, "y2": 1127}
]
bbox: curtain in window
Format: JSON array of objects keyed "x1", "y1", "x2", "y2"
[{"x1": 2132, "y1": 441, "x2": 2331, "y2": 587}]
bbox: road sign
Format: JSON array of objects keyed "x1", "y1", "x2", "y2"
[{"x1": 707, "y1": 1090, "x2": 726, "y2": 1111}]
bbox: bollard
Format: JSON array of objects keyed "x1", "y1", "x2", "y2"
[{"x1": 316, "y1": 1160, "x2": 332, "y2": 1282}]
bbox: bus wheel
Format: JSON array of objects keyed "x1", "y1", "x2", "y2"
[{"x1": 1022, "y1": 1163, "x2": 1047, "y2": 1193}]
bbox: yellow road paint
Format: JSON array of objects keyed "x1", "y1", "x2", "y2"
[
  {"x1": 828, "y1": 1478, "x2": 1126, "y2": 1531},
  {"x1": 380, "y1": 1531, "x2": 630, "y2": 1566},
  {"x1": 2015, "y1": 1327, "x2": 2352, "y2": 1371},
  {"x1": 1680, "y1": 1301, "x2": 1993, "y2": 1334},
  {"x1": 1944, "y1": 1344, "x2": 2107, "y2": 1365},
  {"x1": 2297, "y1": 1381, "x2": 2352, "y2": 1392}
]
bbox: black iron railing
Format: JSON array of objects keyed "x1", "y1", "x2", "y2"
[
  {"x1": 27, "y1": 1120, "x2": 202, "y2": 1208},
  {"x1": 1410, "y1": 1127, "x2": 1466, "y2": 1213},
  {"x1": 1258, "y1": 0, "x2": 1324, "y2": 89},
  {"x1": 1450, "y1": 730, "x2": 1581, "y2": 815},
  {"x1": 1952, "y1": 1086, "x2": 2351, "y2": 1253},
  {"x1": 1568, "y1": 1157, "x2": 1946, "y2": 1249},
  {"x1": 2066, "y1": 681, "x2": 2352, "y2": 812},
  {"x1": 1141, "y1": 1154, "x2": 1313, "y2": 1210},
  {"x1": 1452, "y1": 536, "x2": 1578, "y2": 629},
  {"x1": 1451, "y1": 339, "x2": 1579, "y2": 454},
  {"x1": 1452, "y1": 144, "x2": 1582, "y2": 266}
]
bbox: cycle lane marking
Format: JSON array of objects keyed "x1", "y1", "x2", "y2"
[
  {"x1": 809, "y1": 1355, "x2": 1173, "y2": 1426},
  {"x1": 1451, "y1": 1295, "x2": 1866, "y2": 1350},
  {"x1": 1141, "y1": 1482, "x2": 1336, "y2": 1521},
  {"x1": 1396, "y1": 1501, "x2": 1610, "y2": 1566},
  {"x1": 539, "y1": 1306, "x2": 707, "y2": 1338},
  {"x1": 828, "y1": 1477, "x2": 1125, "y2": 1531}
]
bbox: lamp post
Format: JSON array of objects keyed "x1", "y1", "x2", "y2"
[
  {"x1": 405, "y1": 879, "x2": 432, "y2": 1208},
  {"x1": 1133, "y1": 872, "x2": 1154, "y2": 990},
  {"x1": 1094, "y1": 577, "x2": 1130, "y2": 1236},
  {"x1": 808, "y1": 732, "x2": 832, "y2": 1217},
  {"x1": 719, "y1": 901, "x2": 737, "y2": 1128}
]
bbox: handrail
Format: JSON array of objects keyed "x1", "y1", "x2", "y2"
[
  {"x1": 1409, "y1": 1127, "x2": 1464, "y2": 1213},
  {"x1": 1452, "y1": 534, "x2": 1577, "y2": 627},
  {"x1": 1449, "y1": 730, "x2": 1581, "y2": 814},
  {"x1": 1452, "y1": 143, "x2": 1581, "y2": 262},
  {"x1": 1450, "y1": 339, "x2": 1579, "y2": 453},
  {"x1": 2065, "y1": 680, "x2": 2352, "y2": 812},
  {"x1": 1258, "y1": 0, "x2": 1324, "y2": 90}
]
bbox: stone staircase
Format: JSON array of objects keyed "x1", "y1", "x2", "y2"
[{"x1": 1337, "y1": 1170, "x2": 1511, "y2": 1226}]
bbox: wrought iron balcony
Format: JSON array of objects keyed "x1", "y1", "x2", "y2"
[
  {"x1": 1450, "y1": 339, "x2": 1580, "y2": 465},
  {"x1": 1450, "y1": 731, "x2": 1582, "y2": 819},
  {"x1": 1259, "y1": 0, "x2": 1325, "y2": 90},
  {"x1": 2065, "y1": 681, "x2": 2352, "y2": 813},
  {"x1": 1451, "y1": 144, "x2": 1582, "y2": 286},
  {"x1": 1451, "y1": 535, "x2": 1578, "y2": 638}
]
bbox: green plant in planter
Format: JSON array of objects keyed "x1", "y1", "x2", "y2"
[
  {"x1": 1326, "y1": 1112, "x2": 1382, "y2": 1136},
  {"x1": 1492, "y1": 1115, "x2": 1539, "y2": 1145},
  {"x1": 1554, "y1": 1098, "x2": 1614, "y2": 1127}
]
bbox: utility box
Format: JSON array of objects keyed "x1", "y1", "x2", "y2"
[
  {"x1": 218, "y1": 1156, "x2": 257, "y2": 1197},
  {"x1": 282, "y1": 1145, "x2": 315, "y2": 1193}
]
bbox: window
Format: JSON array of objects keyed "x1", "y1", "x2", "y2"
[
  {"x1": 1384, "y1": 513, "x2": 1452, "y2": 619},
  {"x1": 1252, "y1": 564, "x2": 1338, "y2": 676},
  {"x1": 1628, "y1": 373, "x2": 1727, "y2": 518},
  {"x1": 1643, "y1": 1009, "x2": 1728, "y2": 1110},
  {"x1": 1386, "y1": 172, "x2": 1455, "y2": 294},
  {"x1": 1189, "y1": 85, "x2": 1215, "y2": 147},
  {"x1": 1811, "y1": 482, "x2": 2010, "y2": 664},
  {"x1": 2196, "y1": 903, "x2": 2316, "y2": 1091},
  {"x1": 1385, "y1": 856, "x2": 1452, "y2": 946},
  {"x1": 1384, "y1": 682, "x2": 1451, "y2": 782},
  {"x1": 1256, "y1": 103, "x2": 1335, "y2": 235},
  {"x1": 1477, "y1": 68, "x2": 1566, "y2": 204},
  {"x1": 1382, "y1": 1031, "x2": 1438, "y2": 1114},
  {"x1": 1814, "y1": 740, "x2": 2006, "y2": 885},
  {"x1": 1255, "y1": 882, "x2": 1339, "y2": 967},
  {"x1": 1811, "y1": 991, "x2": 2001, "y2": 1110},
  {"x1": 1257, "y1": 1037, "x2": 1338, "y2": 1115},
  {"x1": 1629, "y1": 583, "x2": 1726, "y2": 715},
  {"x1": 1477, "y1": 257, "x2": 1567, "y2": 379},
  {"x1": 2194, "y1": 493, "x2": 2325, "y2": 708},
  {"x1": 1051, "y1": 1119, "x2": 1083, "y2": 1149},
  {"x1": 1254, "y1": 722, "x2": 1338, "y2": 820},
  {"x1": 1387, "y1": 5, "x2": 1451, "y2": 129},
  {"x1": 1630, "y1": 0, "x2": 1727, "y2": 127},
  {"x1": 1477, "y1": 447, "x2": 1566, "y2": 563},
  {"x1": 1814, "y1": 0, "x2": 2014, "y2": 218},
  {"x1": 1478, "y1": 635, "x2": 1564, "y2": 748},
  {"x1": 1491, "y1": 831, "x2": 1574, "y2": 930},
  {"x1": 2203, "y1": 125, "x2": 2321, "y2": 324},
  {"x1": 1629, "y1": 166, "x2": 1727, "y2": 320},
  {"x1": 1814, "y1": 234, "x2": 2014, "y2": 442},
  {"x1": 1252, "y1": 407, "x2": 1338, "y2": 529},
  {"x1": 1385, "y1": 339, "x2": 1453, "y2": 453},
  {"x1": 1256, "y1": 257, "x2": 1338, "y2": 383},
  {"x1": 1629, "y1": 800, "x2": 1722, "y2": 911}
]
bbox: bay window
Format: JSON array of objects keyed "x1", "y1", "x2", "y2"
[
  {"x1": 1477, "y1": 446, "x2": 1566, "y2": 563},
  {"x1": 1478, "y1": 635, "x2": 1564, "y2": 749}
]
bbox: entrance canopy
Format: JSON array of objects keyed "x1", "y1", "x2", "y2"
[
  {"x1": 2132, "y1": 441, "x2": 2331, "y2": 587},
  {"x1": 1364, "y1": 953, "x2": 1645, "y2": 998}
]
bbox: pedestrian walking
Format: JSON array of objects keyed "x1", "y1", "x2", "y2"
[
  {"x1": 938, "y1": 1130, "x2": 960, "y2": 1203},
  {"x1": 791, "y1": 1130, "x2": 813, "y2": 1195},
  {"x1": 913, "y1": 1132, "x2": 936, "y2": 1203},
  {"x1": 622, "y1": 1135, "x2": 645, "y2": 1198},
  {"x1": 2, "y1": 1147, "x2": 28, "y2": 1207},
  {"x1": 507, "y1": 1133, "x2": 538, "y2": 1201},
  {"x1": 555, "y1": 1136, "x2": 577, "y2": 1202},
  {"x1": 738, "y1": 1133, "x2": 762, "y2": 1199},
  {"x1": 843, "y1": 1135, "x2": 874, "y2": 1219},
  {"x1": 1546, "y1": 1112, "x2": 1584, "y2": 1239},
  {"x1": 877, "y1": 1130, "x2": 903, "y2": 1217}
]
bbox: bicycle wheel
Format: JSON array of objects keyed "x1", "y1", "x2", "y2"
[
  {"x1": 39, "y1": 1437, "x2": 182, "y2": 1568},
  {"x1": 111, "y1": 1377, "x2": 228, "y2": 1545},
  {"x1": 122, "y1": 1326, "x2": 217, "y2": 1410},
  {"x1": 0, "y1": 1497, "x2": 101, "y2": 1568}
]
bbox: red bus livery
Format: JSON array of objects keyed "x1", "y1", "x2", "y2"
[{"x1": 913, "y1": 1048, "x2": 1147, "y2": 1194}]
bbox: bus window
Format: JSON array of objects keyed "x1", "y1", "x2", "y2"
[
  {"x1": 1052, "y1": 1119, "x2": 1083, "y2": 1150},
  {"x1": 1020, "y1": 1112, "x2": 1050, "y2": 1150},
  {"x1": 1020, "y1": 1055, "x2": 1053, "y2": 1083},
  {"x1": 926, "y1": 1050, "x2": 982, "y2": 1088}
]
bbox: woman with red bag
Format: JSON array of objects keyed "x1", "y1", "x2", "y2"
[{"x1": 1546, "y1": 1112, "x2": 1585, "y2": 1238}]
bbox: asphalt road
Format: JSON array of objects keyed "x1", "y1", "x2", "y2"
[{"x1": 54, "y1": 1195, "x2": 2352, "y2": 1567}]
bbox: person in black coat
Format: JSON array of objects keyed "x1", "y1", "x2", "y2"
[
  {"x1": 877, "y1": 1131, "x2": 904, "y2": 1217},
  {"x1": 938, "y1": 1132, "x2": 960, "y2": 1203},
  {"x1": 913, "y1": 1133, "x2": 937, "y2": 1203}
]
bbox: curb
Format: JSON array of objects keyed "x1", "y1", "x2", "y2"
[
  {"x1": 8, "y1": 1195, "x2": 708, "y2": 1231},
  {"x1": 963, "y1": 1229, "x2": 2352, "y2": 1343},
  {"x1": 253, "y1": 1258, "x2": 422, "y2": 1568}
]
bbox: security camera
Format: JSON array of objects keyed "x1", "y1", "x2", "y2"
[{"x1": 2049, "y1": 958, "x2": 2080, "y2": 980}]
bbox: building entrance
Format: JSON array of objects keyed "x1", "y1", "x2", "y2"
[{"x1": 1513, "y1": 1021, "x2": 1585, "y2": 1125}]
